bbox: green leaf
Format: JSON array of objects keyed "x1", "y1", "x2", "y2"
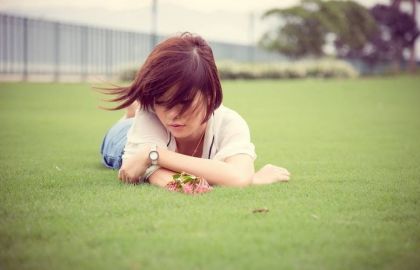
[{"x1": 182, "y1": 176, "x2": 193, "y2": 183}]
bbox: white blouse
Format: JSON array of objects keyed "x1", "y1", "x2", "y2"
[{"x1": 122, "y1": 104, "x2": 257, "y2": 162}]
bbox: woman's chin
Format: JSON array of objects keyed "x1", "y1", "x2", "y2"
[{"x1": 168, "y1": 126, "x2": 190, "y2": 138}]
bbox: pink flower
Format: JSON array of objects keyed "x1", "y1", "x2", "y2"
[
  {"x1": 166, "y1": 172, "x2": 213, "y2": 195},
  {"x1": 182, "y1": 183, "x2": 195, "y2": 194},
  {"x1": 165, "y1": 180, "x2": 182, "y2": 192}
]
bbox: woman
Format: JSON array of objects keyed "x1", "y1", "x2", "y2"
[{"x1": 100, "y1": 32, "x2": 290, "y2": 188}]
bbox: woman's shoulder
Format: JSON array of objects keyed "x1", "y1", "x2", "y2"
[
  {"x1": 132, "y1": 108, "x2": 165, "y2": 128},
  {"x1": 214, "y1": 104, "x2": 248, "y2": 125},
  {"x1": 212, "y1": 104, "x2": 250, "y2": 134},
  {"x1": 210, "y1": 104, "x2": 255, "y2": 161},
  {"x1": 127, "y1": 108, "x2": 168, "y2": 144}
]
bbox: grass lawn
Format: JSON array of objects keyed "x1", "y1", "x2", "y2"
[{"x1": 0, "y1": 76, "x2": 419, "y2": 270}]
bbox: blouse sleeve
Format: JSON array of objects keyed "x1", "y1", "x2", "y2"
[
  {"x1": 213, "y1": 110, "x2": 257, "y2": 161},
  {"x1": 122, "y1": 109, "x2": 168, "y2": 161}
]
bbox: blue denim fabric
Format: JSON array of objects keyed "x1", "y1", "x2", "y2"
[{"x1": 100, "y1": 118, "x2": 134, "y2": 169}]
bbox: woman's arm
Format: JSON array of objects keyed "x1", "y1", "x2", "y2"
[
  {"x1": 148, "y1": 168, "x2": 177, "y2": 187},
  {"x1": 118, "y1": 146, "x2": 290, "y2": 187},
  {"x1": 118, "y1": 146, "x2": 254, "y2": 187},
  {"x1": 148, "y1": 164, "x2": 291, "y2": 187}
]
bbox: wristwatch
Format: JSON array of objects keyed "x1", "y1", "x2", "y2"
[{"x1": 148, "y1": 145, "x2": 159, "y2": 165}]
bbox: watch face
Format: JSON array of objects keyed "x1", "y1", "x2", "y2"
[{"x1": 149, "y1": 151, "x2": 159, "y2": 160}]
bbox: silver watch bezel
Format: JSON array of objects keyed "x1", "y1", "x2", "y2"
[{"x1": 149, "y1": 145, "x2": 159, "y2": 165}]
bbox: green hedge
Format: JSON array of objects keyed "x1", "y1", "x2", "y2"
[
  {"x1": 216, "y1": 59, "x2": 359, "y2": 80},
  {"x1": 119, "y1": 58, "x2": 359, "y2": 82}
]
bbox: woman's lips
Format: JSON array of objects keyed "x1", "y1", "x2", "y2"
[{"x1": 168, "y1": 123, "x2": 186, "y2": 129}]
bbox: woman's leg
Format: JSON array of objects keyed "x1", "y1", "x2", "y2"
[{"x1": 100, "y1": 102, "x2": 139, "y2": 169}]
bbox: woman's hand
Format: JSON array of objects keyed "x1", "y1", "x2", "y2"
[
  {"x1": 118, "y1": 149, "x2": 150, "y2": 184},
  {"x1": 252, "y1": 164, "x2": 291, "y2": 185}
]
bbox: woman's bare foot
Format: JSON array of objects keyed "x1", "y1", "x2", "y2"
[
  {"x1": 252, "y1": 164, "x2": 291, "y2": 185},
  {"x1": 125, "y1": 100, "x2": 140, "y2": 119}
]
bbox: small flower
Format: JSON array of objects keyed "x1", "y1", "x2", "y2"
[
  {"x1": 165, "y1": 178, "x2": 183, "y2": 192},
  {"x1": 166, "y1": 172, "x2": 213, "y2": 195},
  {"x1": 182, "y1": 183, "x2": 195, "y2": 194}
]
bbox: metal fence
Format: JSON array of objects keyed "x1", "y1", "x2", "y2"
[{"x1": 0, "y1": 12, "x2": 284, "y2": 82}]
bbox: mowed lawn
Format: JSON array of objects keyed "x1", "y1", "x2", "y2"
[{"x1": 0, "y1": 76, "x2": 419, "y2": 270}]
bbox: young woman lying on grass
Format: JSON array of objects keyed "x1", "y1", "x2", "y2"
[{"x1": 100, "y1": 32, "x2": 290, "y2": 191}]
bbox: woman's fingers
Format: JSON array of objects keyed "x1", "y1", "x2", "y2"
[
  {"x1": 277, "y1": 172, "x2": 290, "y2": 181},
  {"x1": 269, "y1": 166, "x2": 290, "y2": 177},
  {"x1": 118, "y1": 169, "x2": 129, "y2": 183},
  {"x1": 279, "y1": 170, "x2": 290, "y2": 176},
  {"x1": 275, "y1": 169, "x2": 290, "y2": 182},
  {"x1": 263, "y1": 164, "x2": 290, "y2": 175},
  {"x1": 251, "y1": 164, "x2": 291, "y2": 185},
  {"x1": 277, "y1": 167, "x2": 290, "y2": 175},
  {"x1": 118, "y1": 169, "x2": 138, "y2": 184}
]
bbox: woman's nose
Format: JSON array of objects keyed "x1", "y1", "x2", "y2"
[{"x1": 167, "y1": 106, "x2": 181, "y2": 119}]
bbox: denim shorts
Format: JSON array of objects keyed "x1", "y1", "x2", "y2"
[{"x1": 100, "y1": 118, "x2": 134, "y2": 169}]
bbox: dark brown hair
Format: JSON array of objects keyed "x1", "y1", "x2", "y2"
[{"x1": 101, "y1": 32, "x2": 222, "y2": 122}]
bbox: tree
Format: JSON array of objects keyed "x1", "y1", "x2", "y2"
[
  {"x1": 358, "y1": 3, "x2": 419, "y2": 72},
  {"x1": 326, "y1": 1, "x2": 377, "y2": 58},
  {"x1": 259, "y1": 4, "x2": 325, "y2": 58},
  {"x1": 259, "y1": 0, "x2": 376, "y2": 59},
  {"x1": 391, "y1": 0, "x2": 419, "y2": 72}
]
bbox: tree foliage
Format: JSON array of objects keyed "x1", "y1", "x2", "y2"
[
  {"x1": 259, "y1": 0, "x2": 377, "y2": 58},
  {"x1": 358, "y1": 4, "x2": 419, "y2": 69},
  {"x1": 260, "y1": 4, "x2": 324, "y2": 58}
]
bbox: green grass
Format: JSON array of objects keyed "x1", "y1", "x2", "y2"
[{"x1": 1, "y1": 76, "x2": 419, "y2": 270}]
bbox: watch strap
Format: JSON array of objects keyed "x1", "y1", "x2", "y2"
[{"x1": 139, "y1": 165, "x2": 160, "y2": 183}]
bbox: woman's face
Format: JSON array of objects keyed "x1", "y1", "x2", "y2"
[{"x1": 153, "y1": 94, "x2": 207, "y2": 140}]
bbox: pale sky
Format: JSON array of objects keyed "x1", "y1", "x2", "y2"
[
  {"x1": 0, "y1": 0, "x2": 389, "y2": 13},
  {"x1": 1, "y1": 0, "x2": 417, "y2": 56}
]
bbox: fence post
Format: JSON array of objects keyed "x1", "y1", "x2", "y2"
[
  {"x1": 54, "y1": 22, "x2": 60, "y2": 82},
  {"x1": 22, "y1": 17, "x2": 28, "y2": 81},
  {"x1": 151, "y1": 0, "x2": 158, "y2": 50},
  {"x1": 80, "y1": 25, "x2": 87, "y2": 82},
  {"x1": 105, "y1": 29, "x2": 113, "y2": 80}
]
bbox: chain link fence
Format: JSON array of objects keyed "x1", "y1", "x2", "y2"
[{"x1": 0, "y1": 13, "x2": 284, "y2": 82}]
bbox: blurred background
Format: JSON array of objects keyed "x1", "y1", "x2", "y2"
[{"x1": 0, "y1": 0, "x2": 418, "y2": 82}]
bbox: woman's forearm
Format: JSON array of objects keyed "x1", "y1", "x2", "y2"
[
  {"x1": 157, "y1": 147, "x2": 254, "y2": 187},
  {"x1": 149, "y1": 167, "x2": 260, "y2": 188},
  {"x1": 148, "y1": 164, "x2": 291, "y2": 188},
  {"x1": 148, "y1": 168, "x2": 176, "y2": 187}
]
